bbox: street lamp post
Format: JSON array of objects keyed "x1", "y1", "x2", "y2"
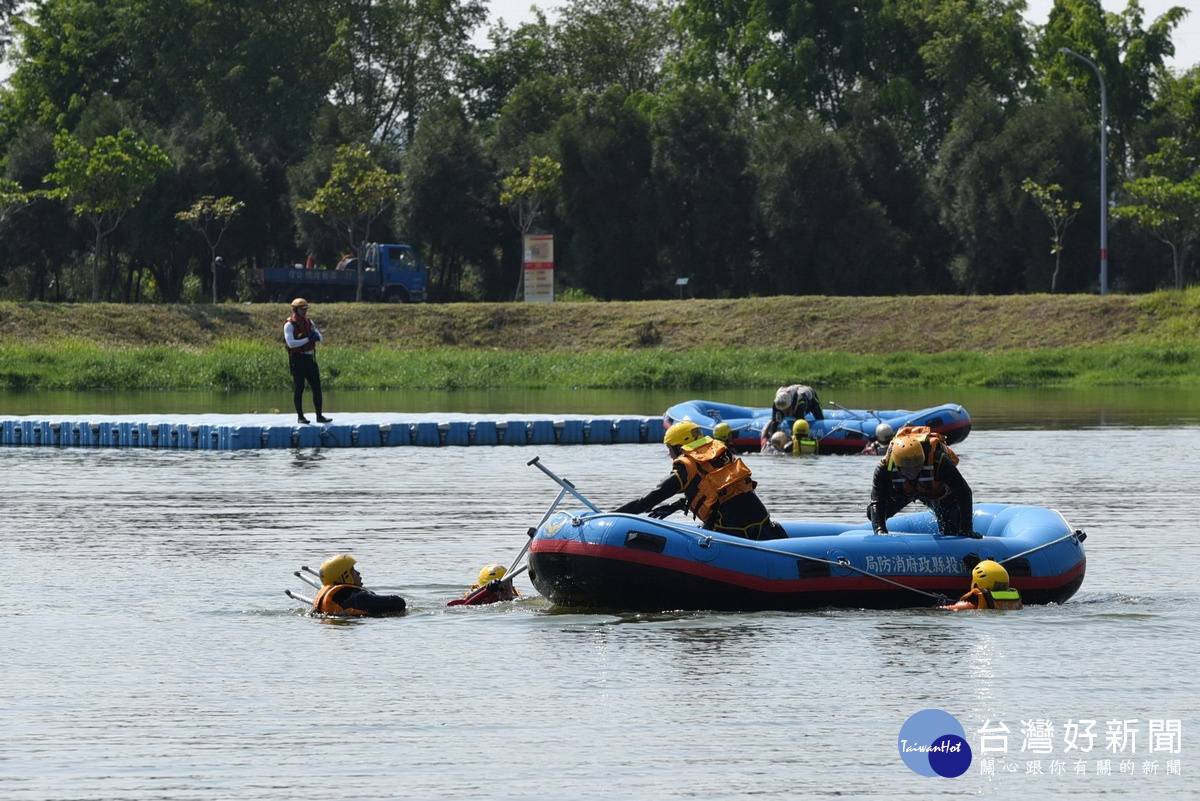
[{"x1": 1060, "y1": 47, "x2": 1108, "y2": 296}]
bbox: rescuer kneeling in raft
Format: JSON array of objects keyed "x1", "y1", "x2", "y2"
[
  {"x1": 615, "y1": 421, "x2": 785, "y2": 541},
  {"x1": 868, "y1": 426, "x2": 976, "y2": 537},
  {"x1": 312, "y1": 554, "x2": 408, "y2": 617},
  {"x1": 939, "y1": 560, "x2": 1024, "y2": 611}
]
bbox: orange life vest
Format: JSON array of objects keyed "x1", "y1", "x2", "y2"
[
  {"x1": 675, "y1": 439, "x2": 757, "y2": 521},
  {"x1": 884, "y1": 426, "x2": 959, "y2": 499},
  {"x1": 286, "y1": 314, "x2": 316, "y2": 354},
  {"x1": 943, "y1": 587, "x2": 1024, "y2": 611},
  {"x1": 312, "y1": 584, "x2": 372, "y2": 616}
]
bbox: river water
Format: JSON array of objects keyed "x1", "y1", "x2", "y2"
[{"x1": 1, "y1": 399, "x2": 1198, "y2": 799}]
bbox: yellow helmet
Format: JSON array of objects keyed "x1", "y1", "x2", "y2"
[
  {"x1": 875, "y1": 423, "x2": 895, "y2": 443},
  {"x1": 769, "y1": 430, "x2": 789, "y2": 451},
  {"x1": 664, "y1": 421, "x2": 701, "y2": 447},
  {"x1": 291, "y1": 297, "x2": 309, "y2": 309},
  {"x1": 889, "y1": 435, "x2": 925, "y2": 470},
  {"x1": 477, "y1": 563, "x2": 507, "y2": 585},
  {"x1": 713, "y1": 422, "x2": 733, "y2": 442},
  {"x1": 792, "y1": 419, "x2": 809, "y2": 437},
  {"x1": 971, "y1": 560, "x2": 1010, "y2": 592},
  {"x1": 319, "y1": 553, "x2": 357, "y2": 586}
]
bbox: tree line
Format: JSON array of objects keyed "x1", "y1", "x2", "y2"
[{"x1": 0, "y1": 0, "x2": 1196, "y2": 303}]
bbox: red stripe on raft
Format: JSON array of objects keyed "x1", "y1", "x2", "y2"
[{"x1": 530, "y1": 538, "x2": 1085, "y2": 594}]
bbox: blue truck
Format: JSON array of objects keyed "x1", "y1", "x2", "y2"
[{"x1": 247, "y1": 242, "x2": 428, "y2": 303}]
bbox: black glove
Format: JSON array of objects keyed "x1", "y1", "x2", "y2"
[
  {"x1": 648, "y1": 502, "x2": 681, "y2": 519},
  {"x1": 867, "y1": 503, "x2": 886, "y2": 534},
  {"x1": 310, "y1": 331, "x2": 321, "y2": 342},
  {"x1": 486, "y1": 579, "x2": 504, "y2": 592}
]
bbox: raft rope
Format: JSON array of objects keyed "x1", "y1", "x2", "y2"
[{"x1": 999, "y1": 529, "x2": 1087, "y2": 564}]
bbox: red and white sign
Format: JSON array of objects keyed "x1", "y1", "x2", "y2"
[{"x1": 523, "y1": 234, "x2": 554, "y2": 303}]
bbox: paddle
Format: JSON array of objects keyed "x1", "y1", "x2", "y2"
[
  {"x1": 294, "y1": 570, "x2": 321, "y2": 590},
  {"x1": 284, "y1": 589, "x2": 313, "y2": 605},
  {"x1": 527, "y1": 456, "x2": 603, "y2": 512},
  {"x1": 829, "y1": 401, "x2": 872, "y2": 420}
]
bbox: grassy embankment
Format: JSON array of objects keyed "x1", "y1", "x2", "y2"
[{"x1": 0, "y1": 290, "x2": 1198, "y2": 390}]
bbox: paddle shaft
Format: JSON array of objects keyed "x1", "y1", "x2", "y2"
[
  {"x1": 527, "y1": 456, "x2": 603, "y2": 512},
  {"x1": 285, "y1": 589, "x2": 313, "y2": 605},
  {"x1": 507, "y1": 486, "x2": 569, "y2": 575},
  {"x1": 829, "y1": 401, "x2": 870, "y2": 420},
  {"x1": 294, "y1": 571, "x2": 322, "y2": 590}
]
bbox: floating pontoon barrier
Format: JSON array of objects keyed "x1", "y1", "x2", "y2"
[{"x1": 0, "y1": 415, "x2": 664, "y2": 450}]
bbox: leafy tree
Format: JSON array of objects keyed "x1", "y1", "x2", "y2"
[
  {"x1": 461, "y1": 14, "x2": 561, "y2": 128},
  {"x1": 555, "y1": 87, "x2": 656, "y2": 300},
  {"x1": 933, "y1": 89, "x2": 1097, "y2": 293},
  {"x1": 0, "y1": 124, "x2": 77, "y2": 300},
  {"x1": 646, "y1": 85, "x2": 756, "y2": 297},
  {"x1": 672, "y1": 0, "x2": 874, "y2": 117},
  {"x1": 555, "y1": 0, "x2": 674, "y2": 95},
  {"x1": 1022, "y1": 178, "x2": 1082, "y2": 292},
  {"x1": 870, "y1": 0, "x2": 1034, "y2": 162},
  {"x1": 1112, "y1": 137, "x2": 1200, "y2": 289},
  {"x1": 4, "y1": 0, "x2": 339, "y2": 158},
  {"x1": 298, "y1": 143, "x2": 403, "y2": 301},
  {"x1": 751, "y1": 111, "x2": 902, "y2": 296},
  {"x1": 403, "y1": 97, "x2": 495, "y2": 300},
  {"x1": 1039, "y1": 0, "x2": 1188, "y2": 172},
  {"x1": 44, "y1": 129, "x2": 171, "y2": 301},
  {"x1": 327, "y1": 0, "x2": 487, "y2": 145},
  {"x1": 500, "y1": 155, "x2": 563, "y2": 236},
  {"x1": 176, "y1": 196, "x2": 246, "y2": 303},
  {"x1": 0, "y1": 178, "x2": 31, "y2": 224}
]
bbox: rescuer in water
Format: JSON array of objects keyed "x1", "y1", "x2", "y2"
[
  {"x1": 311, "y1": 554, "x2": 407, "y2": 617},
  {"x1": 939, "y1": 560, "x2": 1024, "y2": 611}
]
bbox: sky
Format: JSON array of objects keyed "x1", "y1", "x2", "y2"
[{"x1": 482, "y1": 0, "x2": 1199, "y2": 73}]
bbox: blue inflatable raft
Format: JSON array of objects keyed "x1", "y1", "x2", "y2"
[
  {"x1": 522, "y1": 459, "x2": 1085, "y2": 611},
  {"x1": 663, "y1": 399, "x2": 972, "y2": 455}
]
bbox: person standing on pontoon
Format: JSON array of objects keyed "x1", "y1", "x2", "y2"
[
  {"x1": 311, "y1": 554, "x2": 408, "y2": 617},
  {"x1": 615, "y1": 421, "x2": 786, "y2": 541},
  {"x1": 284, "y1": 298, "x2": 332, "y2": 425}
]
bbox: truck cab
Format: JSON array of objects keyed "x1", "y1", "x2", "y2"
[{"x1": 362, "y1": 243, "x2": 426, "y2": 303}]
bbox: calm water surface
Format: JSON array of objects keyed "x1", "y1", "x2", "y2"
[{"x1": 2, "y1": 426, "x2": 1197, "y2": 799}]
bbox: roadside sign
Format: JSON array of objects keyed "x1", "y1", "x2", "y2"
[{"x1": 523, "y1": 234, "x2": 554, "y2": 303}]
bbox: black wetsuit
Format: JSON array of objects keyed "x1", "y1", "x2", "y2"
[
  {"x1": 869, "y1": 457, "x2": 974, "y2": 535},
  {"x1": 316, "y1": 585, "x2": 407, "y2": 616},
  {"x1": 615, "y1": 460, "x2": 784, "y2": 541}
]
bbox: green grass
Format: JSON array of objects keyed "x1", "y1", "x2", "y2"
[
  {"x1": 2, "y1": 342, "x2": 1199, "y2": 390},
  {"x1": 2, "y1": 290, "x2": 1199, "y2": 389}
]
